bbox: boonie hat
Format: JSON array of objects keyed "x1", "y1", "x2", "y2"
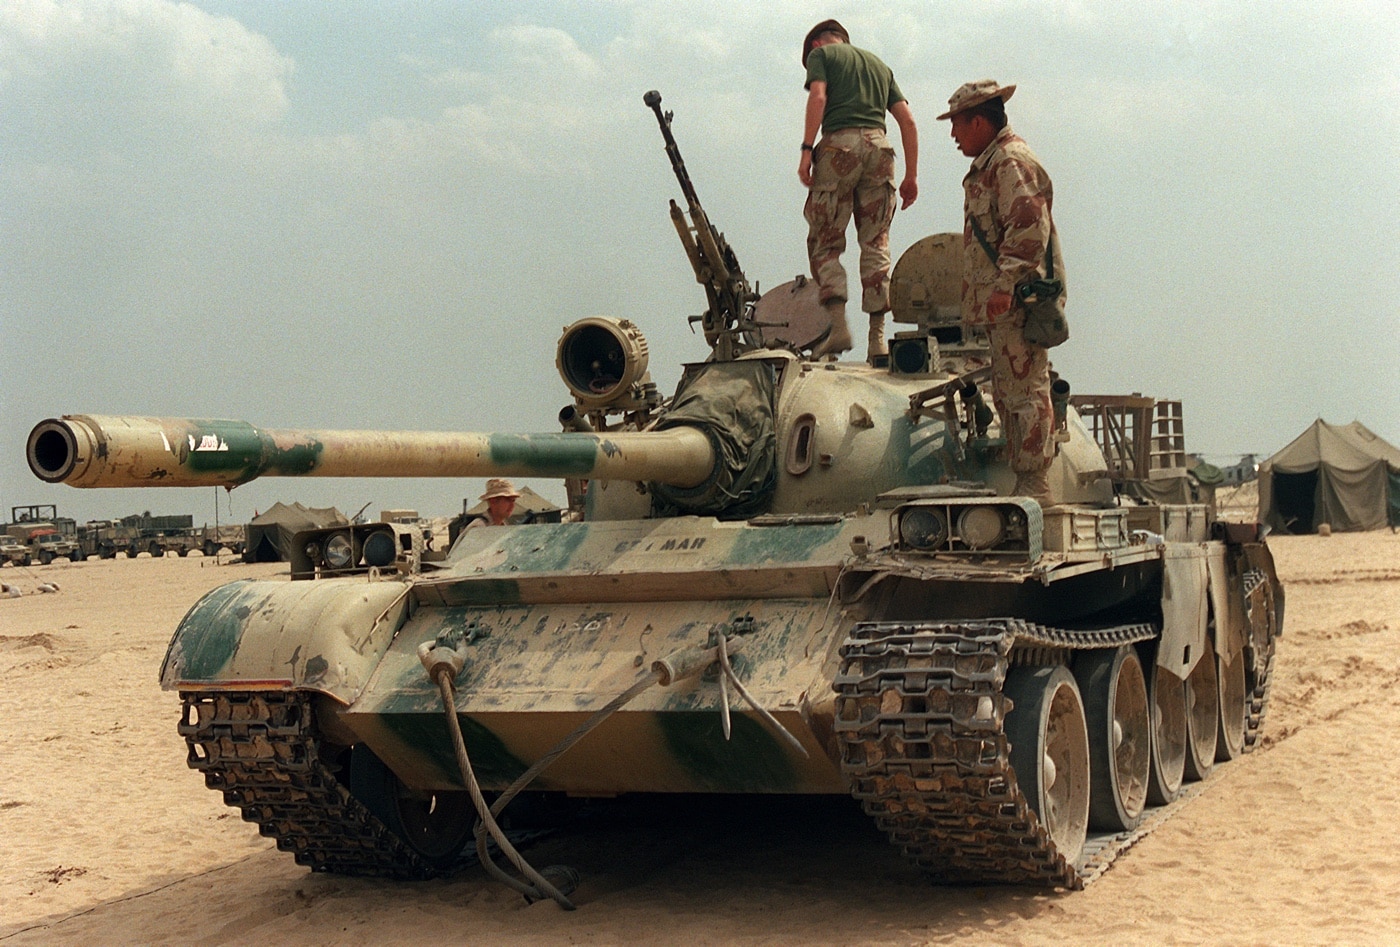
[
  {"x1": 480, "y1": 478, "x2": 521, "y2": 501},
  {"x1": 802, "y1": 19, "x2": 850, "y2": 67},
  {"x1": 936, "y1": 80, "x2": 1017, "y2": 120}
]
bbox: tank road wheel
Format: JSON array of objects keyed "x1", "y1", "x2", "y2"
[
  {"x1": 1215, "y1": 615, "x2": 1249, "y2": 762},
  {"x1": 1074, "y1": 646, "x2": 1150, "y2": 832},
  {"x1": 1146, "y1": 655, "x2": 1187, "y2": 805},
  {"x1": 1005, "y1": 665, "x2": 1091, "y2": 865},
  {"x1": 1183, "y1": 635, "x2": 1219, "y2": 781},
  {"x1": 348, "y1": 745, "x2": 474, "y2": 870}
]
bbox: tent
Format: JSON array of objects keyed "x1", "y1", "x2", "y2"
[
  {"x1": 1259, "y1": 421, "x2": 1400, "y2": 533},
  {"x1": 244, "y1": 502, "x2": 348, "y2": 562}
]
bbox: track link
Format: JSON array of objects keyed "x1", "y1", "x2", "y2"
[
  {"x1": 1241, "y1": 569, "x2": 1278, "y2": 751},
  {"x1": 178, "y1": 690, "x2": 439, "y2": 878},
  {"x1": 833, "y1": 620, "x2": 1192, "y2": 889}
]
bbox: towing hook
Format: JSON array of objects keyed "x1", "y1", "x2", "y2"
[{"x1": 417, "y1": 640, "x2": 466, "y2": 682}]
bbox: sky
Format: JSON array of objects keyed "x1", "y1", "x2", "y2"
[{"x1": 2, "y1": 0, "x2": 1398, "y2": 527}]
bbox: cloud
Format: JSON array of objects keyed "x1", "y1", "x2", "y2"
[{"x1": 0, "y1": 0, "x2": 292, "y2": 159}]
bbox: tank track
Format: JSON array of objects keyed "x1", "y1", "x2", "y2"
[
  {"x1": 178, "y1": 690, "x2": 440, "y2": 879},
  {"x1": 833, "y1": 619, "x2": 1192, "y2": 889},
  {"x1": 1241, "y1": 568, "x2": 1278, "y2": 751}
]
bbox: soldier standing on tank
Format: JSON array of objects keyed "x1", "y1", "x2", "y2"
[
  {"x1": 799, "y1": 19, "x2": 919, "y2": 364},
  {"x1": 940, "y1": 80, "x2": 1061, "y2": 506}
]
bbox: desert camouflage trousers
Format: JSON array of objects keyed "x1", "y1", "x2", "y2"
[
  {"x1": 987, "y1": 320, "x2": 1054, "y2": 474},
  {"x1": 803, "y1": 127, "x2": 898, "y2": 313}
]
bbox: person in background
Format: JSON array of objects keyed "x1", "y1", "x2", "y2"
[{"x1": 468, "y1": 478, "x2": 521, "y2": 528}]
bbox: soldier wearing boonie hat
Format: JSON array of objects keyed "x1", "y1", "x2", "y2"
[
  {"x1": 939, "y1": 80, "x2": 1064, "y2": 506},
  {"x1": 469, "y1": 478, "x2": 522, "y2": 528},
  {"x1": 798, "y1": 18, "x2": 919, "y2": 365}
]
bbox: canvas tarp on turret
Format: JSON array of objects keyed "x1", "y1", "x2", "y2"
[
  {"x1": 245, "y1": 502, "x2": 348, "y2": 562},
  {"x1": 1259, "y1": 420, "x2": 1400, "y2": 533}
]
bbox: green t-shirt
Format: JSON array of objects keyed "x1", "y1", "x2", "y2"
[{"x1": 804, "y1": 42, "x2": 905, "y2": 133}]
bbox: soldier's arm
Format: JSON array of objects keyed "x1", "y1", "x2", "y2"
[
  {"x1": 799, "y1": 81, "x2": 826, "y2": 186},
  {"x1": 989, "y1": 154, "x2": 1053, "y2": 316},
  {"x1": 889, "y1": 100, "x2": 918, "y2": 208}
]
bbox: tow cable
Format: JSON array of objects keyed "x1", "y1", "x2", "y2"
[{"x1": 417, "y1": 616, "x2": 808, "y2": 908}]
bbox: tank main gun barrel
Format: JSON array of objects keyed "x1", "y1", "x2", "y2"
[{"x1": 27, "y1": 415, "x2": 716, "y2": 490}]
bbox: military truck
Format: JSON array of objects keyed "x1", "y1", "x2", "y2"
[
  {"x1": 0, "y1": 534, "x2": 31, "y2": 567},
  {"x1": 76, "y1": 519, "x2": 139, "y2": 559},
  {"x1": 197, "y1": 524, "x2": 247, "y2": 558},
  {"x1": 118, "y1": 512, "x2": 198, "y2": 558},
  {"x1": 7, "y1": 505, "x2": 83, "y2": 563},
  {"x1": 23, "y1": 92, "x2": 1281, "y2": 901}
]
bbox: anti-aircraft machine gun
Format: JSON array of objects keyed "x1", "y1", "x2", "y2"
[
  {"x1": 25, "y1": 92, "x2": 1281, "y2": 904},
  {"x1": 644, "y1": 90, "x2": 763, "y2": 361}
]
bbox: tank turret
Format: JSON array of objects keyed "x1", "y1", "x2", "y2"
[{"x1": 22, "y1": 91, "x2": 1283, "y2": 902}]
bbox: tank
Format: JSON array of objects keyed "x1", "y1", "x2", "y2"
[{"x1": 25, "y1": 92, "x2": 1282, "y2": 901}]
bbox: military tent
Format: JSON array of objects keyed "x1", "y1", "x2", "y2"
[
  {"x1": 244, "y1": 502, "x2": 348, "y2": 562},
  {"x1": 1259, "y1": 421, "x2": 1400, "y2": 533}
]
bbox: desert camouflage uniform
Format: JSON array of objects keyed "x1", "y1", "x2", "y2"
[
  {"x1": 805, "y1": 128, "x2": 898, "y2": 312},
  {"x1": 961, "y1": 125, "x2": 1064, "y2": 474}
]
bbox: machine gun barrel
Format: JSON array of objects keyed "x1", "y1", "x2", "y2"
[
  {"x1": 643, "y1": 90, "x2": 755, "y2": 358},
  {"x1": 28, "y1": 415, "x2": 715, "y2": 490},
  {"x1": 643, "y1": 89, "x2": 701, "y2": 209}
]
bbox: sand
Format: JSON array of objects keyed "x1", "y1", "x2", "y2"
[{"x1": 2, "y1": 532, "x2": 1398, "y2": 946}]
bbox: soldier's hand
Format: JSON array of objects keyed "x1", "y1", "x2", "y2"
[
  {"x1": 899, "y1": 177, "x2": 918, "y2": 209},
  {"x1": 799, "y1": 151, "x2": 813, "y2": 187}
]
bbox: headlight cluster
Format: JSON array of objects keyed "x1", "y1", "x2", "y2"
[
  {"x1": 892, "y1": 498, "x2": 1041, "y2": 559},
  {"x1": 297, "y1": 525, "x2": 408, "y2": 579}
]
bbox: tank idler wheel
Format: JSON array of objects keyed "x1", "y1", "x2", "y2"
[
  {"x1": 1005, "y1": 664, "x2": 1091, "y2": 865},
  {"x1": 1215, "y1": 618, "x2": 1248, "y2": 762},
  {"x1": 1074, "y1": 646, "x2": 1150, "y2": 832},
  {"x1": 348, "y1": 744, "x2": 474, "y2": 870},
  {"x1": 1183, "y1": 635, "x2": 1219, "y2": 781},
  {"x1": 1146, "y1": 655, "x2": 1187, "y2": 805}
]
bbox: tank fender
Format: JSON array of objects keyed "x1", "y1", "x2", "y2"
[
  {"x1": 1206, "y1": 543, "x2": 1243, "y2": 666},
  {"x1": 160, "y1": 578, "x2": 412, "y2": 702},
  {"x1": 1157, "y1": 543, "x2": 1209, "y2": 677}
]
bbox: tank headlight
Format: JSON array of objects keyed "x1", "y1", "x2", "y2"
[
  {"x1": 958, "y1": 506, "x2": 1007, "y2": 550},
  {"x1": 323, "y1": 531, "x2": 354, "y2": 569},
  {"x1": 900, "y1": 507, "x2": 949, "y2": 550},
  {"x1": 361, "y1": 529, "x2": 397, "y2": 568}
]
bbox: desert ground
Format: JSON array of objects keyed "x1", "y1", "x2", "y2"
[{"x1": 2, "y1": 526, "x2": 1398, "y2": 946}]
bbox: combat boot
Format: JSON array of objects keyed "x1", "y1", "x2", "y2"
[
  {"x1": 867, "y1": 311, "x2": 889, "y2": 366},
  {"x1": 810, "y1": 300, "x2": 852, "y2": 359},
  {"x1": 1012, "y1": 469, "x2": 1053, "y2": 508}
]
